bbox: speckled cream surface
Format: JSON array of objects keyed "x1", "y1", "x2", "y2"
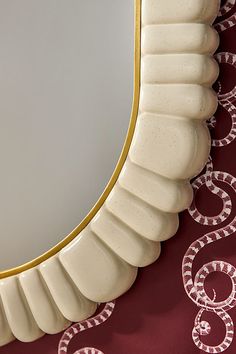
[{"x1": 0, "y1": 0, "x2": 220, "y2": 346}]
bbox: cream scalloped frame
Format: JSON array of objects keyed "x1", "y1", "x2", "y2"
[{"x1": 0, "y1": 0, "x2": 220, "y2": 347}]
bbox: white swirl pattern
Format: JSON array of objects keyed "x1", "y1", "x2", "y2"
[
  {"x1": 58, "y1": 301, "x2": 116, "y2": 354},
  {"x1": 182, "y1": 2, "x2": 236, "y2": 352},
  {"x1": 211, "y1": 52, "x2": 236, "y2": 147}
]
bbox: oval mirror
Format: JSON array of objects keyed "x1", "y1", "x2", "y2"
[{"x1": 0, "y1": 0, "x2": 134, "y2": 271}]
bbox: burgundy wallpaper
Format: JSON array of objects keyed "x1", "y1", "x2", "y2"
[{"x1": 1, "y1": 1, "x2": 236, "y2": 353}]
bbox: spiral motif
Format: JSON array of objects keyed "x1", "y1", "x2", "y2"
[
  {"x1": 215, "y1": 52, "x2": 236, "y2": 102},
  {"x1": 215, "y1": 0, "x2": 236, "y2": 32},
  {"x1": 58, "y1": 302, "x2": 115, "y2": 354},
  {"x1": 189, "y1": 158, "x2": 233, "y2": 225},
  {"x1": 210, "y1": 52, "x2": 236, "y2": 147},
  {"x1": 218, "y1": 0, "x2": 235, "y2": 17},
  {"x1": 183, "y1": 4, "x2": 236, "y2": 351},
  {"x1": 183, "y1": 159, "x2": 236, "y2": 352},
  {"x1": 192, "y1": 308, "x2": 234, "y2": 352}
]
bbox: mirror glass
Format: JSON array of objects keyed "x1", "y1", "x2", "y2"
[{"x1": 0, "y1": 0, "x2": 134, "y2": 270}]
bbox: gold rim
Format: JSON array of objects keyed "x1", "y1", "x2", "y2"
[{"x1": 0, "y1": 0, "x2": 141, "y2": 279}]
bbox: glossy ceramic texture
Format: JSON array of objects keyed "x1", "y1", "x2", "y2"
[{"x1": 0, "y1": 0, "x2": 220, "y2": 346}]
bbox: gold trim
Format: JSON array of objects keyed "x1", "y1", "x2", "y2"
[{"x1": 0, "y1": 0, "x2": 141, "y2": 279}]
